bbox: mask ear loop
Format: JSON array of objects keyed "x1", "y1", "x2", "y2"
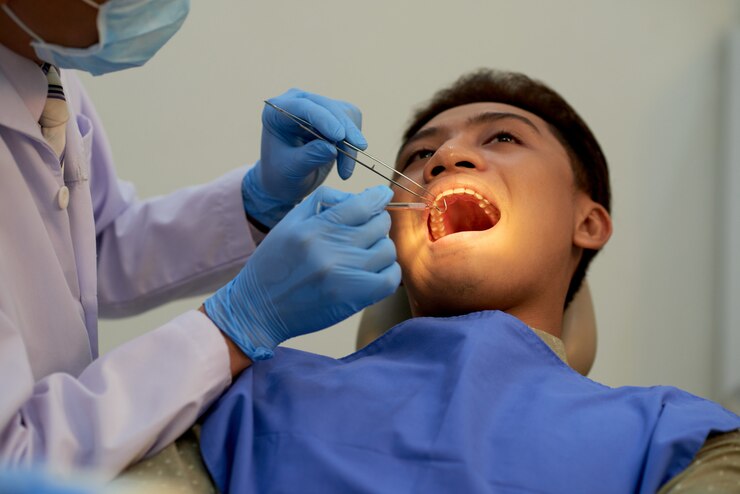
[
  {"x1": 79, "y1": 0, "x2": 101, "y2": 8},
  {"x1": 1, "y1": 4, "x2": 45, "y2": 44}
]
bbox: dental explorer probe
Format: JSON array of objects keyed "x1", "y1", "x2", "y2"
[{"x1": 263, "y1": 100, "x2": 447, "y2": 213}]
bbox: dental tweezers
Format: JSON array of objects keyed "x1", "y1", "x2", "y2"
[{"x1": 263, "y1": 100, "x2": 446, "y2": 213}]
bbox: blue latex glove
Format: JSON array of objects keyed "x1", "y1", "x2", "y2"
[
  {"x1": 206, "y1": 185, "x2": 400, "y2": 361},
  {"x1": 242, "y1": 88, "x2": 367, "y2": 229}
]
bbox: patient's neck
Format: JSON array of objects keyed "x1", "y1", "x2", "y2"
[
  {"x1": 412, "y1": 296, "x2": 565, "y2": 339},
  {"x1": 505, "y1": 303, "x2": 564, "y2": 339}
]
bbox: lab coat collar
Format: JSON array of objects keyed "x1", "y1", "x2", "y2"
[{"x1": 0, "y1": 43, "x2": 48, "y2": 142}]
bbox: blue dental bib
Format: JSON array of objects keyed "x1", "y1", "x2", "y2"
[{"x1": 201, "y1": 311, "x2": 739, "y2": 493}]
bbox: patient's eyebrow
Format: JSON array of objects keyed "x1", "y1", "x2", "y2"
[
  {"x1": 468, "y1": 112, "x2": 541, "y2": 134},
  {"x1": 400, "y1": 127, "x2": 442, "y2": 154}
]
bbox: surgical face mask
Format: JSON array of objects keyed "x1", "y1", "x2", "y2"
[{"x1": 1, "y1": 0, "x2": 190, "y2": 76}]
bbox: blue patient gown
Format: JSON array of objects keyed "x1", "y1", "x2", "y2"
[{"x1": 200, "y1": 311, "x2": 740, "y2": 493}]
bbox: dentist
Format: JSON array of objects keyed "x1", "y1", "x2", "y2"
[{"x1": 0, "y1": 0, "x2": 399, "y2": 478}]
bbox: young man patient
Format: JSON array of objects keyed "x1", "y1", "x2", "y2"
[{"x1": 199, "y1": 70, "x2": 740, "y2": 493}]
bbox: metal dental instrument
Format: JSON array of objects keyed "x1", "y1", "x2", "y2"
[
  {"x1": 263, "y1": 100, "x2": 447, "y2": 213},
  {"x1": 385, "y1": 202, "x2": 430, "y2": 211}
]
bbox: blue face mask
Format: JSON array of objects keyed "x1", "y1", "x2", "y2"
[{"x1": 1, "y1": 0, "x2": 190, "y2": 76}]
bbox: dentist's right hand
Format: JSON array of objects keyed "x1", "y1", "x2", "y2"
[
  {"x1": 242, "y1": 89, "x2": 366, "y2": 229},
  {"x1": 204, "y1": 185, "x2": 400, "y2": 363}
]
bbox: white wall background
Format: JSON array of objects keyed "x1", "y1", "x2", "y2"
[
  {"x1": 81, "y1": 0, "x2": 739, "y2": 403},
  {"x1": 721, "y1": 29, "x2": 740, "y2": 408}
]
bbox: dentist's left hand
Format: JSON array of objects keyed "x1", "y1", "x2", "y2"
[
  {"x1": 242, "y1": 89, "x2": 367, "y2": 229},
  {"x1": 205, "y1": 185, "x2": 400, "y2": 362}
]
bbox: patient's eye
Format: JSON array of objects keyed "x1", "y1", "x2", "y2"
[
  {"x1": 405, "y1": 148, "x2": 435, "y2": 167},
  {"x1": 484, "y1": 131, "x2": 521, "y2": 145}
]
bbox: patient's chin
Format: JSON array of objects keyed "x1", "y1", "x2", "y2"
[
  {"x1": 407, "y1": 280, "x2": 499, "y2": 318},
  {"x1": 400, "y1": 247, "x2": 520, "y2": 316}
]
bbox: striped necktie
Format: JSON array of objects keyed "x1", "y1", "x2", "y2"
[{"x1": 39, "y1": 63, "x2": 69, "y2": 164}]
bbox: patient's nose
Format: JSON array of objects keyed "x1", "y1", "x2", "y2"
[
  {"x1": 428, "y1": 161, "x2": 475, "y2": 176},
  {"x1": 424, "y1": 156, "x2": 483, "y2": 182},
  {"x1": 423, "y1": 139, "x2": 485, "y2": 182}
]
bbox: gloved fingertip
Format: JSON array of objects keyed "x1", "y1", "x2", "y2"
[
  {"x1": 338, "y1": 159, "x2": 355, "y2": 180},
  {"x1": 311, "y1": 185, "x2": 353, "y2": 207},
  {"x1": 329, "y1": 124, "x2": 346, "y2": 143},
  {"x1": 389, "y1": 261, "x2": 402, "y2": 285},
  {"x1": 350, "y1": 129, "x2": 368, "y2": 149},
  {"x1": 301, "y1": 140, "x2": 337, "y2": 166},
  {"x1": 367, "y1": 184, "x2": 394, "y2": 200},
  {"x1": 362, "y1": 185, "x2": 394, "y2": 208}
]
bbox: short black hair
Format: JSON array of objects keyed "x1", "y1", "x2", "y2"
[{"x1": 400, "y1": 69, "x2": 611, "y2": 308}]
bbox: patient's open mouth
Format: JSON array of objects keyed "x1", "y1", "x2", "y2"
[{"x1": 428, "y1": 188, "x2": 500, "y2": 241}]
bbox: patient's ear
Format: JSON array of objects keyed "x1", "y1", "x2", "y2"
[{"x1": 573, "y1": 196, "x2": 612, "y2": 250}]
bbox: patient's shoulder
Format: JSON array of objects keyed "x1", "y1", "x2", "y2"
[{"x1": 657, "y1": 429, "x2": 740, "y2": 493}]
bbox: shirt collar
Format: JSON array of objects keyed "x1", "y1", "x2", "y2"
[
  {"x1": 531, "y1": 327, "x2": 569, "y2": 365},
  {"x1": 0, "y1": 43, "x2": 48, "y2": 140}
]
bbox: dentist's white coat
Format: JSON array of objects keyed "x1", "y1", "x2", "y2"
[{"x1": 0, "y1": 45, "x2": 258, "y2": 477}]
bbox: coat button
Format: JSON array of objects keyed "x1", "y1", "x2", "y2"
[{"x1": 57, "y1": 186, "x2": 70, "y2": 210}]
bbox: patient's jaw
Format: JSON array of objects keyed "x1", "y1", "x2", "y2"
[{"x1": 390, "y1": 102, "x2": 610, "y2": 336}]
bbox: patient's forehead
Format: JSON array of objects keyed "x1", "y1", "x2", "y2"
[{"x1": 421, "y1": 101, "x2": 552, "y2": 134}]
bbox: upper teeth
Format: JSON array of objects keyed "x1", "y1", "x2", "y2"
[{"x1": 433, "y1": 187, "x2": 490, "y2": 210}]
